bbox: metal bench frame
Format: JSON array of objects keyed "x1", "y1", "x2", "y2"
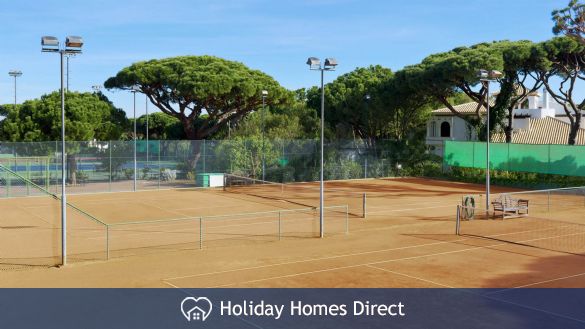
[{"x1": 491, "y1": 194, "x2": 529, "y2": 219}]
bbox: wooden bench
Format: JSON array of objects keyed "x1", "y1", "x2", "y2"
[{"x1": 492, "y1": 194, "x2": 529, "y2": 219}]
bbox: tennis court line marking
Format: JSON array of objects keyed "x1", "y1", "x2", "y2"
[
  {"x1": 164, "y1": 231, "x2": 583, "y2": 287},
  {"x1": 365, "y1": 265, "x2": 453, "y2": 288},
  {"x1": 162, "y1": 238, "x2": 470, "y2": 282},
  {"x1": 488, "y1": 272, "x2": 585, "y2": 293}
]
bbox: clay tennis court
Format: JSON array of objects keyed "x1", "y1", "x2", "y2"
[{"x1": 1, "y1": 178, "x2": 584, "y2": 289}]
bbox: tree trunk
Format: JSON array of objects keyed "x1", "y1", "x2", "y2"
[
  {"x1": 505, "y1": 110, "x2": 513, "y2": 143},
  {"x1": 181, "y1": 118, "x2": 203, "y2": 172},
  {"x1": 568, "y1": 115, "x2": 581, "y2": 145},
  {"x1": 67, "y1": 153, "x2": 77, "y2": 185}
]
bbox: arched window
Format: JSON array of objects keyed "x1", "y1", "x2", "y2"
[
  {"x1": 440, "y1": 122, "x2": 451, "y2": 137},
  {"x1": 430, "y1": 122, "x2": 437, "y2": 137}
]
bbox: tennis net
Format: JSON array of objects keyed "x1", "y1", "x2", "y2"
[
  {"x1": 223, "y1": 174, "x2": 366, "y2": 218},
  {"x1": 0, "y1": 164, "x2": 108, "y2": 267},
  {"x1": 456, "y1": 187, "x2": 585, "y2": 255}
]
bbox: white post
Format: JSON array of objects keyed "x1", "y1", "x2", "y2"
[
  {"x1": 319, "y1": 69, "x2": 325, "y2": 239},
  {"x1": 485, "y1": 82, "x2": 491, "y2": 216},
  {"x1": 60, "y1": 51, "x2": 67, "y2": 266},
  {"x1": 133, "y1": 91, "x2": 137, "y2": 192}
]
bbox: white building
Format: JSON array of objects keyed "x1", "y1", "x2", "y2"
[{"x1": 426, "y1": 89, "x2": 585, "y2": 156}]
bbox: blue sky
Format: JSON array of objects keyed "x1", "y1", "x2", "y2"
[{"x1": 0, "y1": 0, "x2": 572, "y2": 117}]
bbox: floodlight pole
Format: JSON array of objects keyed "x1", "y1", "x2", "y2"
[
  {"x1": 8, "y1": 70, "x2": 22, "y2": 112},
  {"x1": 145, "y1": 95, "x2": 149, "y2": 166},
  {"x1": 261, "y1": 91, "x2": 267, "y2": 181},
  {"x1": 60, "y1": 51, "x2": 67, "y2": 265},
  {"x1": 132, "y1": 88, "x2": 138, "y2": 192},
  {"x1": 478, "y1": 69, "x2": 502, "y2": 216},
  {"x1": 41, "y1": 35, "x2": 83, "y2": 267},
  {"x1": 320, "y1": 68, "x2": 325, "y2": 238},
  {"x1": 307, "y1": 57, "x2": 337, "y2": 239},
  {"x1": 485, "y1": 81, "x2": 491, "y2": 213}
]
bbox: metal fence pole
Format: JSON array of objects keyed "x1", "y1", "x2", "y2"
[
  {"x1": 158, "y1": 140, "x2": 161, "y2": 190},
  {"x1": 203, "y1": 140, "x2": 206, "y2": 173},
  {"x1": 45, "y1": 157, "x2": 50, "y2": 191},
  {"x1": 26, "y1": 160, "x2": 30, "y2": 195},
  {"x1": 278, "y1": 211, "x2": 282, "y2": 241},
  {"x1": 106, "y1": 225, "x2": 110, "y2": 260},
  {"x1": 199, "y1": 217, "x2": 203, "y2": 250},
  {"x1": 108, "y1": 141, "x2": 112, "y2": 192},
  {"x1": 364, "y1": 158, "x2": 368, "y2": 179},
  {"x1": 456, "y1": 205, "x2": 461, "y2": 235}
]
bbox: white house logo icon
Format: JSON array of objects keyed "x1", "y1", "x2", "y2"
[{"x1": 181, "y1": 297, "x2": 213, "y2": 322}]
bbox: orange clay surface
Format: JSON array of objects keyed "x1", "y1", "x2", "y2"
[{"x1": 0, "y1": 177, "x2": 584, "y2": 288}]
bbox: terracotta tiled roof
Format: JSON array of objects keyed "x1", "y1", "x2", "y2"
[
  {"x1": 491, "y1": 117, "x2": 585, "y2": 145},
  {"x1": 432, "y1": 102, "x2": 487, "y2": 115}
]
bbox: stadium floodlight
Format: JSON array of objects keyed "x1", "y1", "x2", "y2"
[
  {"x1": 261, "y1": 90, "x2": 268, "y2": 181},
  {"x1": 41, "y1": 36, "x2": 59, "y2": 52},
  {"x1": 477, "y1": 69, "x2": 503, "y2": 216},
  {"x1": 306, "y1": 56, "x2": 338, "y2": 238},
  {"x1": 41, "y1": 35, "x2": 84, "y2": 266},
  {"x1": 8, "y1": 70, "x2": 22, "y2": 112},
  {"x1": 65, "y1": 36, "x2": 83, "y2": 49}
]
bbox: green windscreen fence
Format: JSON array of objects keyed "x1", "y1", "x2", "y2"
[{"x1": 444, "y1": 141, "x2": 585, "y2": 177}]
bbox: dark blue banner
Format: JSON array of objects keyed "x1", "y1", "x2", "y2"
[{"x1": 1, "y1": 289, "x2": 584, "y2": 329}]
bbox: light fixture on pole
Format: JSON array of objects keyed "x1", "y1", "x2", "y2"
[
  {"x1": 92, "y1": 85, "x2": 102, "y2": 93},
  {"x1": 477, "y1": 69, "x2": 503, "y2": 216},
  {"x1": 307, "y1": 57, "x2": 338, "y2": 238},
  {"x1": 41, "y1": 35, "x2": 84, "y2": 266},
  {"x1": 8, "y1": 70, "x2": 22, "y2": 112},
  {"x1": 130, "y1": 85, "x2": 140, "y2": 192},
  {"x1": 261, "y1": 90, "x2": 268, "y2": 181}
]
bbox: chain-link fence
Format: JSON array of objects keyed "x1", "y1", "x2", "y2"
[{"x1": 0, "y1": 139, "x2": 430, "y2": 197}]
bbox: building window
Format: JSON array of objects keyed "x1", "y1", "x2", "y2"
[
  {"x1": 430, "y1": 122, "x2": 437, "y2": 137},
  {"x1": 440, "y1": 122, "x2": 451, "y2": 137}
]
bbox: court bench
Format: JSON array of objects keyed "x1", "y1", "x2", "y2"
[{"x1": 492, "y1": 194, "x2": 529, "y2": 219}]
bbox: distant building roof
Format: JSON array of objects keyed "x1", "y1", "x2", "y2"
[
  {"x1": 491, "y1": 117, "x2": 585, "y2": 145},
  {"x1": 432, "y1": 101, "x2": 487, "y2": 115}
]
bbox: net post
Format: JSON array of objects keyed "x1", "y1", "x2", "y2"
[
  {"x1": 106, "y1": 225, "x2": 110, "y2": 260},
  {"x1": 345, "y1": 205, "x2": 349, "y2": 235},
  {"x1": 199, "y1": 217, "x2": 203, "y2": 250},
  {"x1": 278, "y1": 211, "x2": 282, "y2": 241},
  {"x1": 456, "y1": 205, "x2": 461, "y2": 235},
  {"x1": 362, "y1": 193, "x2": 367, "y2": 219}
]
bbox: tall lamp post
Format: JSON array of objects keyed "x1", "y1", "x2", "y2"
[
  {"x1": 8, "y1": 70, "x2": 22, "y2": 112},
  {"x1": 477, "y1": 69, "x2": 503, "y2": 215},
  {"x1": 261, "y1": 90, "x2": 268, "y2": 181},
  {"x1": 130, "y1": 86, "x2": 139, "y2": 192},
  {"x1": 41, "y1": 35, "x2": 84, "y2": 266},
  {"x1": 307, "y1": 57, "x2": 338, "y2": 238},
  {"x1": 145, "y1": 95, "x2": 149, "y2": 166}
]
